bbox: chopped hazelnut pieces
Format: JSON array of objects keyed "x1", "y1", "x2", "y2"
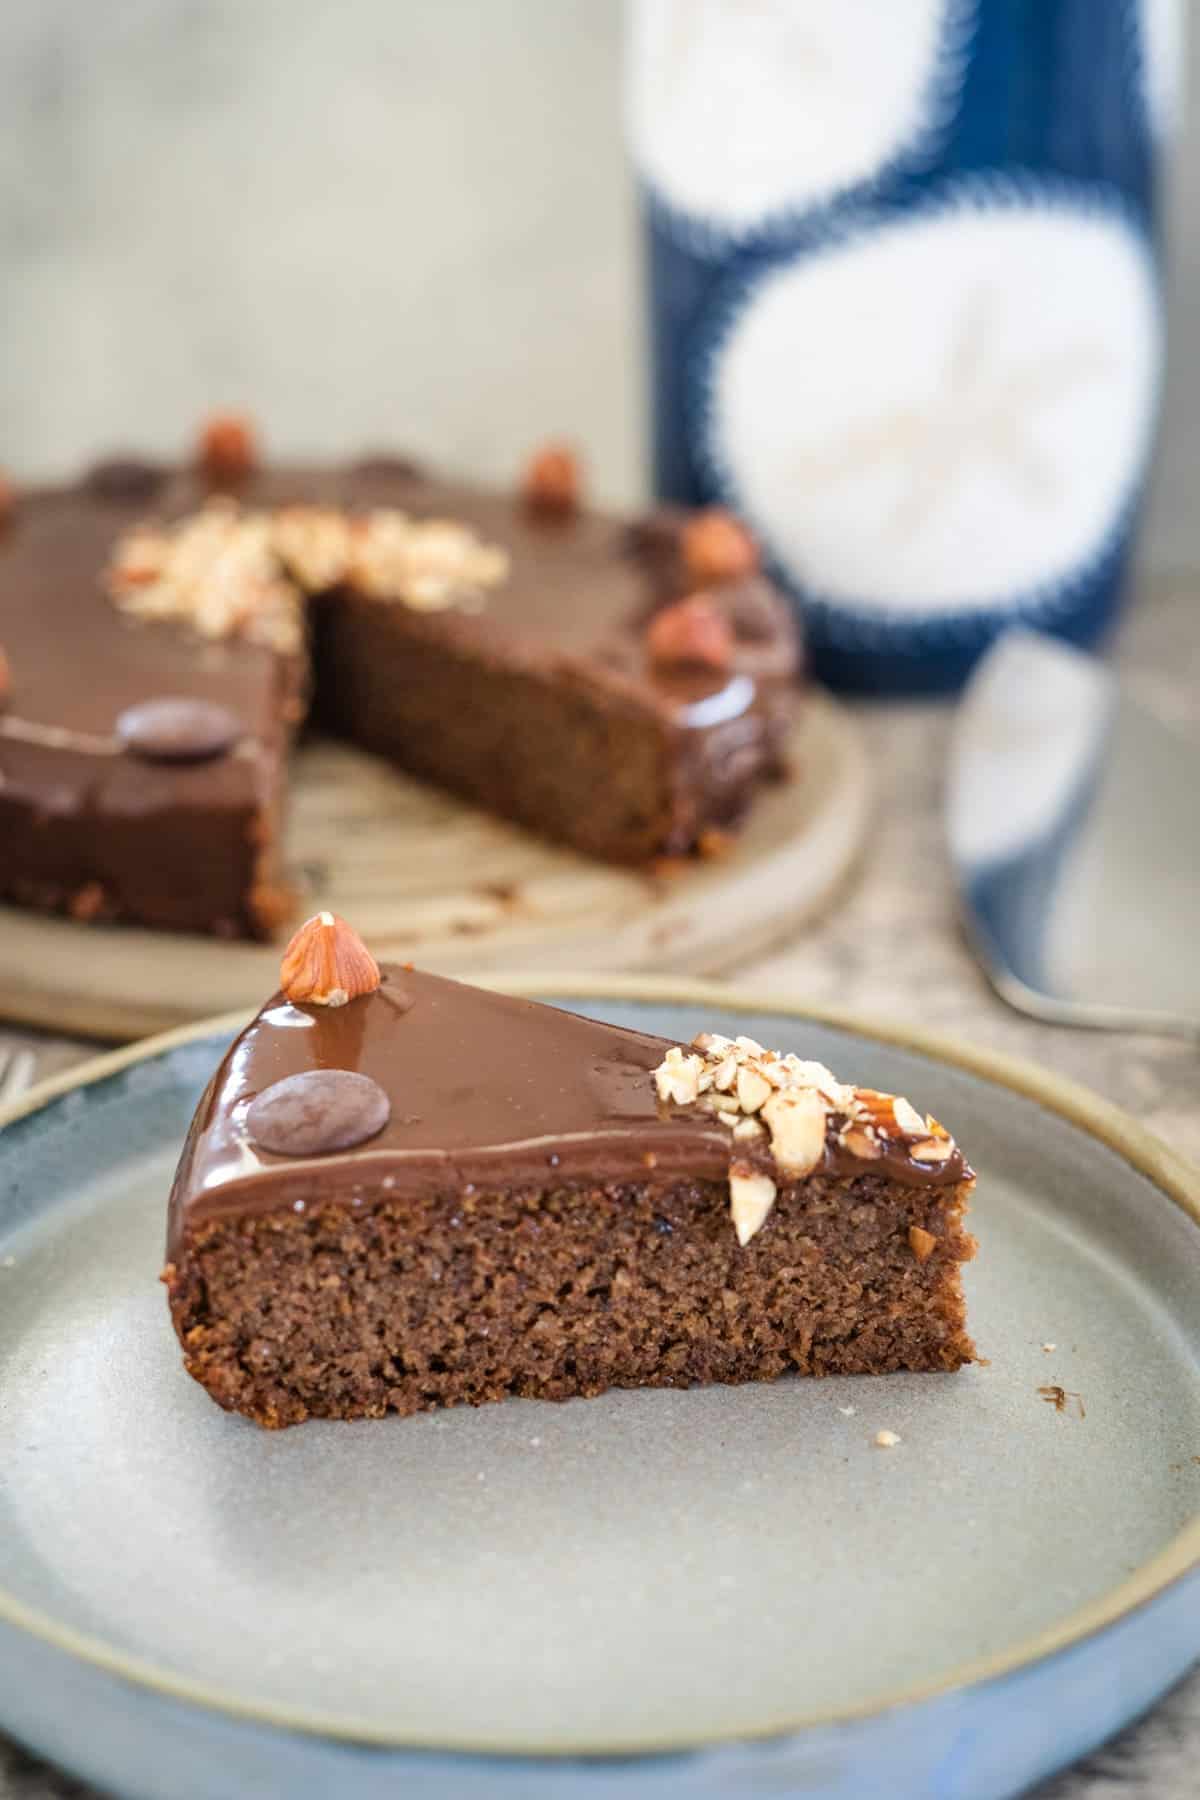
[
  {"x1": 841, "y1": 1090, "x2": 956, "y2": 1165},
  {"x1": 197, "y1": 411, "x2": 259, "y2": 483},
  {"x1": 349, "y1": 512, "x2": 509, "y2": 610},
  {"x1": 874, "y1": 1429, "x2": 901, "y2": 1449},
  {"x1": 272, "y1": 506, "x2": 354, "y2": 592},
  {"x1": 909, "y1": 1225, "x2": 936, "y2": 1263},
  {"x1": 680, "y1": 508, "x2": 759, "y2": 584},
  {"x1": 280, "y1": 911, "x2": 381, "y2": 1008},
  {"x1": 105, "y1": 500, "x2": 508, "y2": 648},
  {"x1": 646, "y1": 594, "x2": 735, "y2": 675},
  {"x1": 761, "y1": 1088, "x2": 826, "y2": 1177},
  {"x1": 651, "y1": 1030, "x2": 962, "y2": 1245},
  {"x1": 729, "y1": 1166, "x2": 776, "y2": 1247},
  {"x1": 106, "y1": 503, "x2": 303, "y2": 653},
  {"x1": 522, "y1": 442, "x2": 581, "y2": 517},
  {"x1": 892, "y1": 1096, "x2": 927, "y2": 1136},
  {"x1": 653, "y1": 1045, "x2": 706, "y2": 1106},
  {"x1": 735, "y1": 1064, "x2": 772, "y2": 1114}
]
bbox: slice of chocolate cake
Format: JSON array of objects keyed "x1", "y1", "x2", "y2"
[
  {"x1": 0, "y1": 423, "x2": 799, "y2": 936},
  {"x1": 164, "y1": 915, "x2": 977, "y2": 1428},
  {"x1": 0, "y1": 461, "x2": 303, "y2": 937}
]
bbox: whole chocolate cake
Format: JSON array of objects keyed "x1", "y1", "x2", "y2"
[
  {"x1": 0, "y1": 422, "x2": 800, "y2": 937},
  {"x1": 164, "y1": 914, "x2": 977, "y2": 1428}
]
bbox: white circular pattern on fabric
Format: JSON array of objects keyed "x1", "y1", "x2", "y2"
[
  {"x1": 704, "y1": 193, "x2": 1160, "y2": 618},
  {"x1": 627, "y1": 0, "x2": 967, "y2": 241},
  {"x1": 947, "y1": 633, "x2": 1112, "y2": 869},
  {"x1": 1138, "y1": 0, "x2": 1183, "y2": 138}
]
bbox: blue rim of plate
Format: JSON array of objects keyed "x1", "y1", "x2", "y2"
[{"x1": 1, "y1": 971, "x2": 1199, "y2": 1761}]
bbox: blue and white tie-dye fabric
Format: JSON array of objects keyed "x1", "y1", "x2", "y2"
[{"x1": 628, "y1": 0, "x2": 1178, "y2": 691}]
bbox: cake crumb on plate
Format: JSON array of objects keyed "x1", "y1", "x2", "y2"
[{"x1": 1038, "y1": 1385, "x2": 1086, "y2": 1419}]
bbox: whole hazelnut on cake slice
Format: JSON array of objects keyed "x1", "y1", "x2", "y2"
[
  {"x1": 521, "y1": 440, "x2": 582, "y2": 517},
  {"x1": 279, "y1": 911, "x2": 381, "y2": 1007},
  {"x1": 681, "y1": 508, "x2": 759, "y2": 584},
  {"x1": 163, "y1": 926, "x2": 977, "y2": 1428},
  {"x1": 646, "y1": 594, "x2": 735, "y2": 675},
  {"x1": 196, "y1": 410, "x2": 259, "y2": 484}
]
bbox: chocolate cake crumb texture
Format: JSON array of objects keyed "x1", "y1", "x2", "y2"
[
  {"x1": 0, "y1": 427, "x2": 801, "y2": 935},
  {"x1": 163, "y1": 917, "x2": 978, "y2": 1429}
]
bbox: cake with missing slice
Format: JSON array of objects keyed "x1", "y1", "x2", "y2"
[
  {"x1": 0, "y1": 420, "x2": 798, "y2": 937},
  {"x1": 164, "y1": 914, "x2": 977, "y2": 1427}
]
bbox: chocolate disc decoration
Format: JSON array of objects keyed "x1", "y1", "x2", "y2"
[
  {"x1": 351, "y1": 452, "x2": 423, "y2": 482},
  {"x1": 246, "y1": 1069, "x2": 391, "y2": 1158},
  {"x1": 116, "y1": 697, "x2": 242, "y2": 763},
  {"x1": 85, "y1": 456, "x2": 167, "y2": 502}
]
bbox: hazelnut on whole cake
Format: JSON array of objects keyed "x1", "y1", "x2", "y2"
[
  {"x1": 0, "y1": 422, "x2": 799, "y2": 938},
  {"x1": 163, "y1": 915, "x2": 978, "y2": 1428}
]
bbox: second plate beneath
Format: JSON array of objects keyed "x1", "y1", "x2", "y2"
[{"x1": 0, "y1": 691, "x2": 868, "y2": 1040}]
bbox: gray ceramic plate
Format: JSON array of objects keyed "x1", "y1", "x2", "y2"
[{"x1": 2, "y1": 977, "x2": 1200, "y2": 1800}]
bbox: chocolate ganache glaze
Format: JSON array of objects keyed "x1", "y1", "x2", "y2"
[
  {"x1": 167, "y1": 967, "x2": 969, "y2": 1259},
  {"x1": 2, "y1": 454, "x2": 799, "y2": 931},
  {"x1": 0, "y1": 458, "x2": 796, "y2": 762}
]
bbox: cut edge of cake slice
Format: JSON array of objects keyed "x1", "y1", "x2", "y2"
[{"x1": 163, "y1": 913, "x2": 977, "y2": 1428}]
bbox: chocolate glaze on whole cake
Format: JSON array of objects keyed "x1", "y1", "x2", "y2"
[
  {"x1": 0, "y1": 431, "x2": 800, "y2": 937},
  {"x1": 164, "y1": 915, "x2": 977, "y2": 1428}
]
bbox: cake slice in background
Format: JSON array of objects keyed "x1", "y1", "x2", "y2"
[
  {"x1": 0, "y1": 422, "x2": 800, "y2": 938},
  {"x1": 164, "y1": 914, "x2": 977, "y2": 1427}
]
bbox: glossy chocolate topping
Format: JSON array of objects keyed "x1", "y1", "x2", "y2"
[
  {"x1": 0, "y1": 478, "x2": 288, "y2": 831},
  {"x1": 1, "y1": 460, "x2": 797, "y2": 854},
  {"x1": 168, "y1": 968, "x2": 969, "y2": 1257}
]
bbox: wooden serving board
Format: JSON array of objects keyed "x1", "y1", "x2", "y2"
[{"x1": 0, "y1": 690, "x2": 869, "y2": 1041}]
